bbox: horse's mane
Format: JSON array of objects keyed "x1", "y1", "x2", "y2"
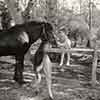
[{"x1": 22, "y1": 21, "x2": 45, "y2": 27}]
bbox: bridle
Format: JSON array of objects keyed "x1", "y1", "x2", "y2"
[
  {"x1": 41, "y1": 22, "x2": 57, "y2": 48},
  {"x1": 41, "y1": 23, "x2": 50, "y2": 42}
]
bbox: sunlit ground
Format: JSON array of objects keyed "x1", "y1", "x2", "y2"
[{"x1": 0, "y1": 56, "x2": 100, "y2": 100}]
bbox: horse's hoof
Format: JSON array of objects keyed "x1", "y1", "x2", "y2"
[
  {"x1": 44, "y1": 96, "x2": 54, "y2": 100},
  {"x1": 17, "y1": 80, "x2": 27, "y2": 86},
  {"x1": 19, "y1": 80, "x2": 27, "y2": 85},
  {"x1": 35, "y1": 90, "x2": 39, "y2": 95},
  {"x1": 34, "y1": 88, "x2": 41, "y2": 96},
  {"x1": 49, "y1": 97, "x2": 54, "y2": 100},
  {"x1": 48, "y1": 96, "x2": 54, "y2": 100},
  {"x1": 13, "y1": 77, "x2": 26, "y2": 85}
]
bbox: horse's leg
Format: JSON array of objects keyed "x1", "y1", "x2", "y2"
[
  {"x1": 59, "y1": 52, "x2": 64, "y2": 66},
  {"x1": 14, "y1": 55, "x2": 25, "y2": 85},
  {"x1": 32, "y1": 63, "x2": 43, "y2": 93},
  {"x1": 43, "y1": 54, "x2": 53, "y2": 100}
]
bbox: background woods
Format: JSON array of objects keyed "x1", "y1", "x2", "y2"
[
  {"x1": 0, "y1": 0, "x2": 99, "y2": 58},
  {"x1": 0, "y1": 0, "x2": 99, "y2": 32},
  {"x1": 0, "y1": 0, "x2": 99, "y2": 52}
]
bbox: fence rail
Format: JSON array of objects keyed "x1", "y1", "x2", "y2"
[{"x1": 46, "y1": 48, "x2": 100, "y2": 53}]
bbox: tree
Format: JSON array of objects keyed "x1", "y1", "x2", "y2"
[
  {"x1": 22, "y1": 0, "x2": 37, "y2": 21},
  {"x1": 4, "y1": 0, "x2": 37, "y2": 24},
  {"x1": 1, "y1": 9, "x2": 11, "y2": 30},
  {"x1": 4, "y1": 0, "x2": 24, "y2": 24},
  {"x1": 0, "y1": 1, "x2": 11, "y2": 30},
  {"x1": 45, "y1": 0, "x2": 57, "y2": 22}
]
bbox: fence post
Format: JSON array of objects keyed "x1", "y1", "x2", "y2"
[{"x1": 92, "y1": 42, "x2": 98, "y2": 86}]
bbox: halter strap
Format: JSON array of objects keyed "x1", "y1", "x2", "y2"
[{"x1": 41, "y1": 23, "x2": 48, "y2": 41}]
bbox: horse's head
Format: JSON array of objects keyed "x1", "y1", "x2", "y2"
[{"x1": 41, "y1": 22, "x2": 57, "y2": 47}]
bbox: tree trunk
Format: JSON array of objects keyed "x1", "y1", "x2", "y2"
[
  {"x1": 22, "y1": 0, "x2": 37, "y2": 22},
  {"x1": 45, "y1": 0, "x2": 57, "y2": 22},
  {"x1": 4, "y1": 0, "x2": 24, "y2": 24}
]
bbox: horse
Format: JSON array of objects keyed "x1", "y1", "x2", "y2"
[
  {"x1": 0, "y1": 20, "x2": 57, "y2": 86},
  {"x1": 31, "y1": 41, "x2": 54, "y2": 99}
]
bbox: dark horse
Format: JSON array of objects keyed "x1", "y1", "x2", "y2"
[{"x1": 0, "y1": 21, "x2": 57, "y2": 86}]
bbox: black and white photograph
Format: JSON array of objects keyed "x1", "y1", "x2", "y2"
[{"x1": 0, "y1": 0, "x2": 100, "y2": 100}]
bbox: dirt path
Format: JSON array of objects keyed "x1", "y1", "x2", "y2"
[{"x1": 0, "y1": 57, "x2": 100, "y2": 100}]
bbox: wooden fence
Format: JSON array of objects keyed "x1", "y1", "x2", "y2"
[
  {"x1": 31, "y1": 47, "x2": 100, "y2": 86},
  {"x1": 45, "y1": 47, "x2": 100, "y2": 86},
  {"x1": 46, "y1": 48, "x2": 100, "y2": 53}
]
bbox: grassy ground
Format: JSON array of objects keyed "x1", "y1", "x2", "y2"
[{"x1": 0, "y1": 56, "x2": 100, "y2": 100}]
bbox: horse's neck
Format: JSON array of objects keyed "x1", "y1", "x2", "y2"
[
  {"x1": 38, "y1": 41, "x2": 49, "y2": 51},
  {"x1": 25, "y1": 24, "x2": 43, "y2": 43},
  {"x1": 39, "y1": 41, "x2": 48, "y2": 49}
]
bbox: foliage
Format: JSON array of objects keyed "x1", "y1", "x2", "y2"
[
  {"x1": 0, "y1": 1, "x2": 11, "y2": 29},
  {"x1": 0, "y1": 0, "x2": 100, "y2": 37}
]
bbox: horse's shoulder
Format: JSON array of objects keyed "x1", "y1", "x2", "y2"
[
  {"x1": 0, "y1": 30, "x2": 6, "y2": 35},
  {"x1": 0, "y1": 29, "x2": 11, "y2": 39}
]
